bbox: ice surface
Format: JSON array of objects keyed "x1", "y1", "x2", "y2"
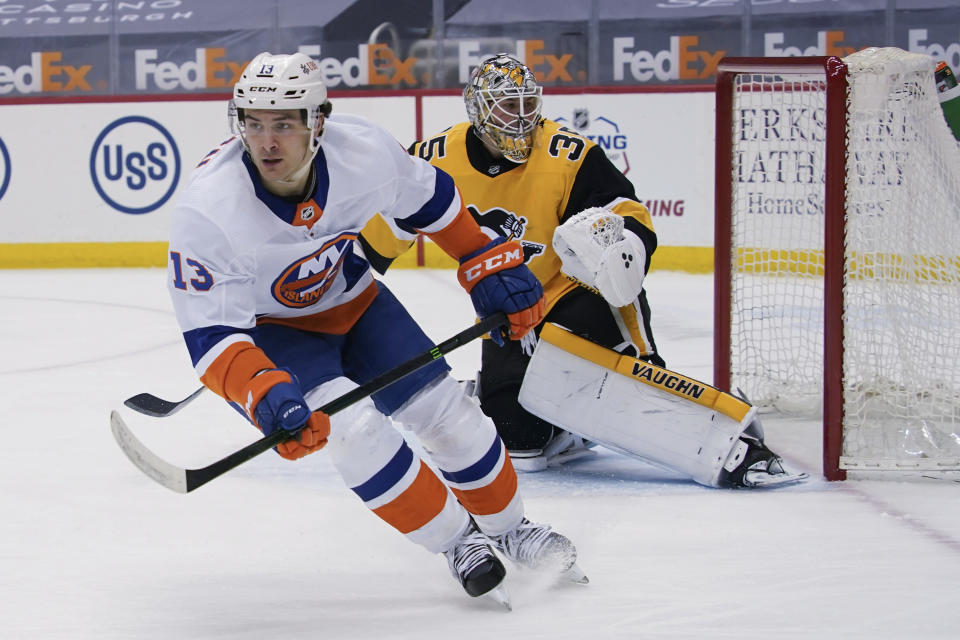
[{"x1": 1, "y1": 268, "x2": 958, "y2": 639}]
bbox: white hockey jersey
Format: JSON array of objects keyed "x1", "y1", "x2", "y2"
[{"x1": 167, "y1": 114, "x2": 469, "y2": 386}]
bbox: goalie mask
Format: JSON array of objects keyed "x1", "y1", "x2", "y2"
[
  {"x1": 464, "y1": 53, "x2": 543, "y2": 163},
  {"x1": 229, "y1": 51, "x2": 330, "y2": 158}
]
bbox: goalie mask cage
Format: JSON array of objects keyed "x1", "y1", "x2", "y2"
[{"x1": 713, "y1": 48, "x2": 960, "y2": 481}]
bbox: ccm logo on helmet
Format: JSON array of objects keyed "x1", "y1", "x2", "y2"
[{"x1": 250, "y1": 86, "x2": 277, "y2": 92}]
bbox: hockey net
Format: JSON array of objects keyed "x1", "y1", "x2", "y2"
[{"x1": 714, "y1": 48, "x2": 960, "y2": 480}]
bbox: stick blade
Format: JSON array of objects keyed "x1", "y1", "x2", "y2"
[
  {"x1": 123, "y1": 387, "x2": 203, "y2": 417},
  {"x1": 110, "y1": 410, "x2": 188, "y2": 493}
]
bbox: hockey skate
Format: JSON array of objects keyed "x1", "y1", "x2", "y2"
[
  {"x1": 491, "y1": 518, "x2": 588, "y2": 584},
  {"x1": 443, "y1": 521, "x2": 511, "y2": 609},
  {"x1": 509, "y1": 433, "x2": 596, "y2": 473},
  {"x1": 722, "y1": 437, "x2": 808, "y2": 488}
]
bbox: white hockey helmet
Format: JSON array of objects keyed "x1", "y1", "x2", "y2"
[
  {"x1": 464, "y1": 53, "x2": 543, "y2": 163},
  {"x1": 229, "y1": 51, "x2": 329, "y2": 154}
]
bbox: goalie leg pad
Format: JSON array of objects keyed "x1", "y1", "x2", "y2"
[{"x1": 518, "y1": 324, "x2": 756, "y2": 487}]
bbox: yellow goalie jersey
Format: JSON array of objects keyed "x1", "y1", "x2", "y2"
[{"x1": 359, "y1": 119, "x2": 657, "y2": 313}]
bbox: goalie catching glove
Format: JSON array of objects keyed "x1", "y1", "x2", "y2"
[
  {"x1": 242, "y1": 367, "x2": 330, "y2": 460},
  {"x1": 553, "y1": 207, "x2": 647, "y2": 307},
  {"x1": 457, "y1": 237, "x2": 546, "y2": 346}
]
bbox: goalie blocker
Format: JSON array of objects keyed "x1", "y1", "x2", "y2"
[{"x1": 519, "y1": 324, "x2": 805, "y2": 488}]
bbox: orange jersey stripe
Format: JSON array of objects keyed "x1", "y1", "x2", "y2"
[
  {"x1": 200, "y1": 341, "x2": 276, "y2": 403},
  {"x1": 257, "y1": 280, "x2": 378, "y2": 335},
  {"x1": 450, "y1": 455, "x2": 518, "y2": 516},
  {"x1": 427, "y1": 203, "x2": 490, "y2": 260},
  {"x1": 372, "y1": 462, "x2": 449, "y2": 534}
]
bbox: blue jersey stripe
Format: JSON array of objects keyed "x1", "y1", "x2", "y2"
[
  {"x1": 341, "y1": 246, "x2": 371, "y2": 293},
  {"x1": 351, "y1": 440, "x2": 415, "y2": 502},
  {"x1": 182, "y1": 325, "x2": 252, "y2": 366},
  {"x1": 395, "y1": 166, "x2": 455, "y2": 233},
  {"x1": 440, "y1": 435, "x2": 501, "y2": 484}
]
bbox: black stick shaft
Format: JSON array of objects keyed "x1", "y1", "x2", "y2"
[{"x1": 182, "y1": 312, "x2": 505, "y2": 492}]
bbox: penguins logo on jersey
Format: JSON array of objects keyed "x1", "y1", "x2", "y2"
[
  {"x1": 271, "y1": 234, "x2": 354, "y2": 308},
  {"x1": 467, "y1": 204, "x2": 545, "y2": 263}
]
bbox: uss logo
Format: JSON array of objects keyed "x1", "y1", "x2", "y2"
[{"x1": 271, "y1": 233, "x2": 355, "y2": 308}]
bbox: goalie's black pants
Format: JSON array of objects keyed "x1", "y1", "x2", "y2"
[{"x1": 477, "y1": 285, "x2": 665, "y2": 452}]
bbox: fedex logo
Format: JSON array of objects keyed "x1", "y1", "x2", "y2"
[
  {"x1": 298, "y1": 44, "x2": 418, "y2": 88},
  {"x1": 458, "y1": 40, "x2": 576, "y2": 83},
  {"x1": 135, "y1": 48, "x2": 246, "y2": 90},
  {"x1": 613, "y1": 36, "x2": 725, "y2": 82},
  {"x1": 764, "y1": 31, "x2": 856, "y2": 57},
  {"x1": 0, "y1": 51, "x2": 93, "y2": 94},
  {"x1": 909, "y1": 29, "x2": 960, "y2": 68}
]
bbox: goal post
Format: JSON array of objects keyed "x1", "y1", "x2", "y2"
[{"x1": 713, "y1": 48, "x2": 960, "y2": 481}]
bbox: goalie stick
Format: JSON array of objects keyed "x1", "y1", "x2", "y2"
[{"x1": 111, "y1": 312, "x2": 506, "y2": 494}]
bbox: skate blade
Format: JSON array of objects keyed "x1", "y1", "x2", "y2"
[
  {"x1": 743, "y1": 470, "x2": 808, "y2": 488},
  {"x1": 548, "y1": 448, "x2": 597, "y2": 468},
  {"x1": 485, "y1": 583, "x2": 512, "y2": 611},
  {"x1": 562, "y1": 562, "x2": 589, "y2": 585},
  {"x1": 510, "y1": 453, "x2": 548, "y2": 473}
]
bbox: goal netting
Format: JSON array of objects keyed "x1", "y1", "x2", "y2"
[{"x1": 714, "y1": 48, "x2": 960, "y2": 479}]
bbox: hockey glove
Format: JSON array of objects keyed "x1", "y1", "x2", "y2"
[
  {"x1": 457, "y1": 237, "x2": 546, "y2": 346},
  {"x1": 553, "y1": 207, "x2": 647, "y2": 307},
  {"x1": 241, "y1": 367, "x2": 330, "y2": 461}
]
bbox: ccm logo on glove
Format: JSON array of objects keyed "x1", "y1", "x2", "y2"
[
  {"x1": 457, "y1": 237, "x2": 545, "y2": 345},
  {"x1": 241, "y1": 367, "x2": 330, "y2": 461},
  {"x1": 457, "y1": 242, "x2": 524, "y2": 291}
]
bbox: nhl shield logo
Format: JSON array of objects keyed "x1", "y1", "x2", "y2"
[
  {"x1": 293, "y1": 199, "x2": 323, "y2": 229},
  {"x1": 554, "y1": 109, "x2": 630, "y2": 175},
  {"x1": 573, "y1": 108, "x2": 590, "y2": 130}
]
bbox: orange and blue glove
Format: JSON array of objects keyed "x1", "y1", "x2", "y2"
[
  {"x1": 241, "y1": 367, "x2": 330, "y2": 460},
  {"x1": 457, "y1": 237, "x2": 546, "y2": 346}
]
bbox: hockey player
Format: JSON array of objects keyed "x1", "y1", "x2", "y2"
[
  {"x1": 166, "y1": 51, "x2": 586, "y2": 607},
  {"x1": 359, "y1": 53, "x2": 805, "y2": 488}
]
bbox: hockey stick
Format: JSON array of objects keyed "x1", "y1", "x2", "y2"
[
  {"x1": 111, "y1": 312, "x2": 506, "y2": 494},
  {"x1": 124, "y1": 386, "x2": 206, "y2": 417}
]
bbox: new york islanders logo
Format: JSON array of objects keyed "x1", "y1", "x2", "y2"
[{"x1": 271, "y1": 233, "x2": 355, "y2": 308}]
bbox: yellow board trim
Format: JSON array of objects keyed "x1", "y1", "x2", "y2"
[
  {"x1": 735, "y1": 247, "x2": 960, "y2": 283},
  {"x1": 539, "y1": 323, "x2": 751, "y2": 422},
  {"x1": 405, "y1": 241, "x2": 713, "y2": 273},
  {"x1": 0, "y1": 242, "x2": 169, "y2": 269},
  {"x1": 1, "y1": 240, "x2": 715, "y2": 273}
]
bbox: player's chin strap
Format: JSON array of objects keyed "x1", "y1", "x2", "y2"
[{"x1": 274, "y1": 131, "x2": 323, "y2": 186}]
